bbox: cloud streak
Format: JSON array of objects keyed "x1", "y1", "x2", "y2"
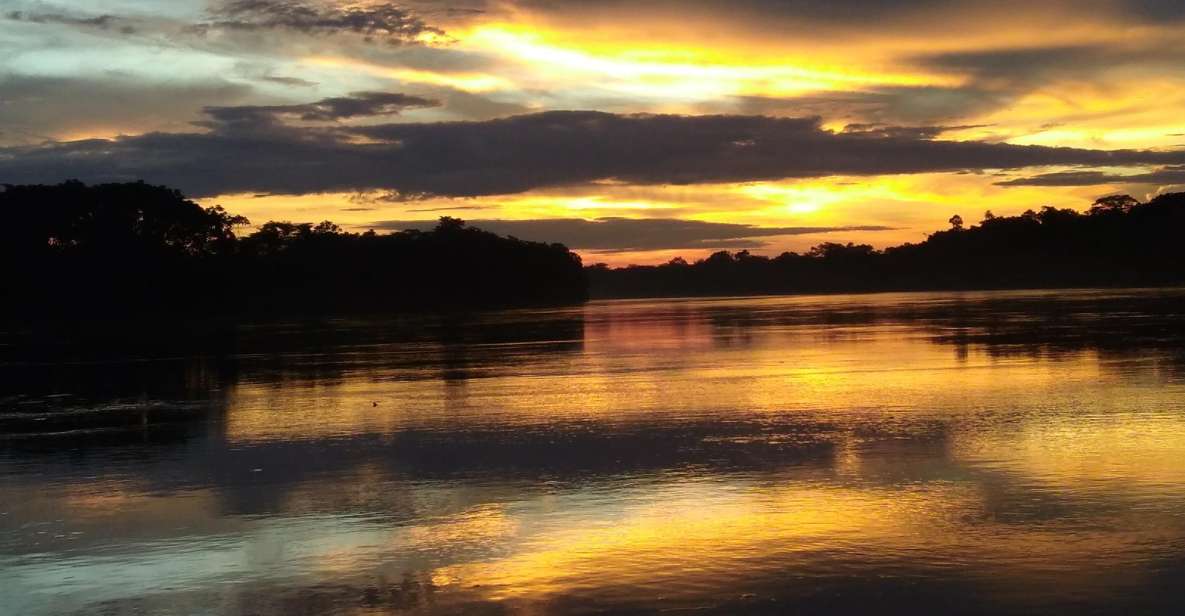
[
  {"x1": 202, "y1": 91, "x2": 440, "y2": 124},
  {"x1": 996, "y1": 165, "x2": 1185, "y2": 186},
  {"x1": 195, "y1": 0, "x2": 446, "y2": 44},
  {"x1": 4, "y1": 9, "x2": 135, "y2": 33},
  {"x1": 3, "y1": 107, "x2": 1184, "y2": 198},
  {"x1": 373, "y1": 217, "x2": 895, "y2": 252}
]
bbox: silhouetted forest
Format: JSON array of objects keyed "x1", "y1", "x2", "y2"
[
  {"x1": 1, "y1": 181, "x2": 586, "y2": 320},
  {"x1": 589, "y1": 193, "x2": 1185, "y2": 297},
  {"x1": 6, "y1": 182, "x2": 1185, "y2": 320}
]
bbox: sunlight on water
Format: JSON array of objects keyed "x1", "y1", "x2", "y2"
[{"x1": 3, "y1": 289, "x2": 1185, "y2": 614}]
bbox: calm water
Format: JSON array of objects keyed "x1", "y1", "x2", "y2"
[{"x1": 3, "y1": 289, "x2": 1185, "y2": 615}]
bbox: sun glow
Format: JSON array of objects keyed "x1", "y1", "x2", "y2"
[
  {"x1": 460, "y1": 24, "x2": 960, "y2": 100},
  {"x1": 301, "y1": 56, "x2": 512, "y2": 92}
]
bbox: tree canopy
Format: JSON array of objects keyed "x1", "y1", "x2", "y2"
[
  {"x1": 2, "y1": 181, "x2": 586, "y2": 320},
  {"x1": 589, "y1": 193, "x2": 1185, "y2": 298}
]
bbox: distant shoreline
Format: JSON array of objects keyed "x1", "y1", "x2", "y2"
[
  {"x1": 588, "y1": 193, "x2": 1185, "y2": 299},
  {"x1": 588, "y1": 282, "x2": 1185, "y2": 301},
  {"x1": 5, "y1": 182, "x2": 1184, "y2": 323}
]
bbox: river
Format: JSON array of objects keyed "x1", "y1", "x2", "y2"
[{"x1": 3, "y1": 288, "x2": 1185, "y2": 614}]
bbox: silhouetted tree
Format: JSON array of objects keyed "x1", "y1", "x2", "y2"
[
  {"x1": 435, "y1": 216, "x2": 467, "y2": 233},
  {"x1": 1090, "y1": 194, "x2": 1139, "y2": 216},
  {"x1": 589, "y1": 193, "x2": 1185, "y2": 298},
  {"x1": 2, "y1": 181, "x2": 587, "y2": 321}
]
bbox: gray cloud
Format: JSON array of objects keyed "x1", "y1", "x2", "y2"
[
  {"x1": 405, "y1": 205, "x2": 494, "y2": 212},
  {"x1": 475, "y1": 1, "x2": 993, "y2": 25},
  {"x1": 371, "y1": 217, "x2": 895, "y2": 252},
  {"x1": 915, "y1": 41, "x2": 1185, "y2": 108},
  {"x1": 3, "y1": 108, "x2": 1185, "y2": 197},
  {"x1": 4, "y1": 9, "x2": 136, "y2": 34},
  {"x1": 196, "y1": 0, "x2": 445, "y2": 44},
  {"x1": 734, "y1": 85, "x2": 1007, "y2": 127},
  {"x1": 839, "y1": 122, "x2": 989, "y2": 140},
  {"x1": 202, "y1": 91, "x2": 440, "y2": 123},
  {"x1": 917, "y1": 44, "x2": 1185, "y2": 86},
  {"x1": 996, "y1": 165, "x2": 1185, "y2": 186},
  {"x1": 0, "y1": 74, "x2": 254, "y2": 146},
  {"x1": 1119, "y1": 0, "x2": 1185, "y2": 20},
  {"x1": 258, "y1": 75, "x2": 318, "y2": 87},
  {"x1": 426, "y1": 87, "x2": 532, "y2": 120},
  {"x1": 489, "y1": 0, "x2": 1185, "y2": 25}
]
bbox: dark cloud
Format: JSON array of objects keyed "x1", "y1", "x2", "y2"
[
  {"x1": 4, "y1": 9, "x2": 136, "y2": 34},
  {"x1": 920, "y1": 45, "x2": 1114, "y2": 88},
  {"x1": 734, "y1": 85, "x2": 1007, "y2": 127},
  {"x1": 730, "y1": 23, "x2": 1149, "y2": 134},
  {"x1": 918, "y1": 42, "x2": 1185, "y2": 101},
  {"x1": 201, "y1": 91, "x2": 440, "y2": 124},
  {"x1": 405, "y1": 205, "x2": 494, "y2": 212},
  {"x1": 1122, "y1": 0, "x2": 1185, "y2": 20},
  {"x1": 371, "y1": 217, "x2": 895, "y2": 252},
  {"x1": 428, "y1": 88, "x2": 532, "y2": 120},
  {"x1": 371, "y1": 190, "x2": 437, "y2": 202},
  {"x1": 479, "y1": 0, "x2": 968, "y2": 25},
  {"x1": 996, "y1": 165, "x2": 1185, "y2": 186},
  {"x1": 259, "y1": 75, "x2": 318, "y2": 87},
  {"x1": 867, "y1": 41, "x2": 1185, "y2": 133},
  {"x1": 488, "y1": 0, "x2": 1185, "y2": 25},
  {"x1": 3, "y1": 109, "x2": 1185, "y2": 198},
  {"x1": 840, "y1": 122, "x2": 988, "y2": 140},
  {"x1": 196, "y1": 0, "x2": 445, "y2": 44}
]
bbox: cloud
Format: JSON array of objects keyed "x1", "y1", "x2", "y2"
[
  {"x1": 734, "y1": 86, "x2": 1008, "y2": 127},
  {"x1": 404, "y1": 205, "x2": 494, "y2": 212},
  {"x1": 486, "y1": 0, "x2": 1185, "y2": 26},
  {"x1": 839, "y1": 122, "x2": 989, "y2": 140},
  {"x1": 996, "y1": 165, "x2": 1185, "y2": 186},
  {"x1": 4, "y1": 9, "x2": 136, "y2": 34},
  {"x1": 258, "y1": 75, "x2": 318, "y2": 87},
  {"x1": 0, "y1": 74, "x2": 254, "y2": 146},
  {"x1": 196, "y1": 0, "x2": 446, "y2": 44},
  {"x1": 1120, "y1": 0, "x2": 1185, "y2": 20},
  {"x1": 3, "y1": 108, "x2": 1185, "y2": 198},
  {"x1": 424, "y1": 87, "x2": 532, "y2": 120},
  {"x1": 202, "y1": 91, "x2": 440, "y2": 123},
  {"x1": 917, "y1": 44, "x2": 1178, "y2": 87},
  {"x1": 914, "y1": 41, "x2": 1185, "y2": 107},
  {"x1": 370, "y1": 217, "x2": 895, "y2": 252}
]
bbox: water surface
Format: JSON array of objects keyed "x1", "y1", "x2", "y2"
[{"x1": 3, "y1": 288, "x2": 1185, "y2": 614}]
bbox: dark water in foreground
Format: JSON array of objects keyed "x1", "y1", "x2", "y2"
[{"x1": 3, "y1": 289, "x2": 1185, "y2": 615}]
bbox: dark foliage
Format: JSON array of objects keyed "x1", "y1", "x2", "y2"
[
  {"x1": 1, "y1": 181, "x2": 586, "y2": 320},
  {"x1": 589, "y1": 193, "x2": 1185, "y2": 298}
]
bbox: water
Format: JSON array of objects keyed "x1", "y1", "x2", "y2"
[{"x1": 3, "y1": 288, "x2": 1185, "y2": 615}]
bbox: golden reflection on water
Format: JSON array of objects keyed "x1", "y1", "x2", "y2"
[
  {"x1": 425, "y1": 478, "x2": 1184, "y2": 608},
  {"x1": 224, "y1": 317, "x2": 1114, "y2": 442},
  {"x1": 431, "y1": 483, "x2": 971, "y2": 601},
  {"x1": 5, "y1": 290, "x2": 1185, "y2": 615},
  {"x1": 954, "y1": 412, "x2": 1185, "y2": 497}
]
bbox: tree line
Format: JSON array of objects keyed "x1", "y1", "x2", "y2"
[
  {"x1": 1, "y1": 181, "x2": 587, "y2": 320},
  {"x1": 588, "y1": 192, "x2": 1185, "y2": 297},
  {"x1": 5, "y1": 181, "x2": 1183, "y2": 318}
]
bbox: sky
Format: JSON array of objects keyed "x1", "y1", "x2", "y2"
[{"x1": 3, "y1": 0, "x2": 1185, "y2": 264}]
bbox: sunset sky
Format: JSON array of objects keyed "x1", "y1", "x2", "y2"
[{"x1": 3, "y1": 0, "x2": 1185, "y2": 263}]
